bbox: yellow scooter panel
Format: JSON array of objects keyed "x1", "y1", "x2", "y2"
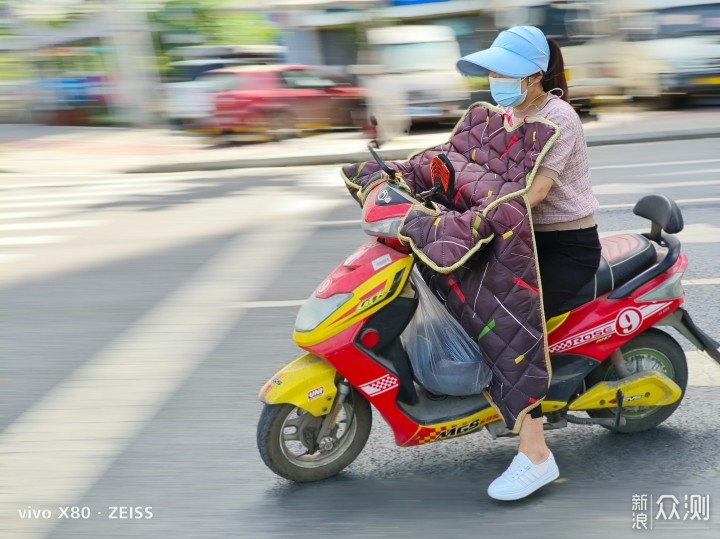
[
  {"x1": 546, "y1": 312, "x2": 570, "y2": 334},
  {"x1": 294, "y1": 257, "x2": 413, "y2": 348},
  {"x1": 259, "y1": 354, "x2": 338, "y2": 416},
  {"x1": 569, "y1": 370, "x2": 682, "y2": 411}
]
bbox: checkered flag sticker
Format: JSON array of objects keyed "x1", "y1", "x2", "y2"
[{"x1": 360, "y1": 374, "x2": 399, "y2": 396}]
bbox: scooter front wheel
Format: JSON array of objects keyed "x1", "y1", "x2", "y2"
[{"x1": 257, "y1": 389, "x2": 372, "y2": 482}]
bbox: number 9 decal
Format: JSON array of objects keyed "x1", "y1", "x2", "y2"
[{"x1": 615, "y1": 307, "x2": 643, "y2": 336}]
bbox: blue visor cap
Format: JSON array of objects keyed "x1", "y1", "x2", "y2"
[{"x1": 457, "y1": 26, "x2": 550, "y2": 78}]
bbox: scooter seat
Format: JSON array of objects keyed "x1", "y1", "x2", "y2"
[{"x1": 559, "y1": 233, "x2": 657, "y2": 311}]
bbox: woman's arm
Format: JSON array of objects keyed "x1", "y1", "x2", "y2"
[{"x1": 527, "y1": 173, "x2": 555, "y2": 208}]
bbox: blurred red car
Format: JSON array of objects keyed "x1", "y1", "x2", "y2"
[{"x1": 188, "y1": 65, "x2": 366, "y2": 141}]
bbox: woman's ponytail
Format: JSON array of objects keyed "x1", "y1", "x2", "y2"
[{"x1": 542, "y1": 38, "x2": 569, "y2": 102}]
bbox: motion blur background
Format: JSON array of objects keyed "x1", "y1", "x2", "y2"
[
  {"x1": 1, "y1": 0, "x2": 719, "y2": 138},
  {"x1": 3, "y1": 3, "x2": 720, "y2": 539}
]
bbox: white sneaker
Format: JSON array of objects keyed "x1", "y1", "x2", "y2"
[{"x1": 487, "y1": 450, "x2": 560, "y2": 501}]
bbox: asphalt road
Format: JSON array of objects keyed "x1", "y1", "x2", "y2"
[{"x1": 1, "y1": 137, "x2": 719, "y2": 539}]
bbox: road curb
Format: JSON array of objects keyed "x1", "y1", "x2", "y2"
[
  {"x1": 125, "y1": 148, "x2": 418, "y2": 174},
  {"x1": 126, "y1": 129, "x2": 720, "y2": 174}
]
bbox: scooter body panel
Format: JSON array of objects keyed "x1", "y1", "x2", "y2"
[
  {"x1": 259, "y1": 354, "x2": 338, "y2": 417},
  {"x1": 546, "y1": 255, "x2": 687, "y2": 361},
  {"x1": 293, "y1": 240, "x2": 413, "y2": 348}
]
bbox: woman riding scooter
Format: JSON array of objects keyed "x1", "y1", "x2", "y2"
[{"x1": 455, "y1": 26, "x2": 610, "y2": 500}]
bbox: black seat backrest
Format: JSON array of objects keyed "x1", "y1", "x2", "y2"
[{"x1": 633, "y1": 195, "x2": 684, "y2": 237}]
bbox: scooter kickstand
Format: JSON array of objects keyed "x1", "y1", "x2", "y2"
[{"x1": 614, "y1": 389, "x2": 624, "y2": 429}]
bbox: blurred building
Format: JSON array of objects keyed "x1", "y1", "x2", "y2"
[
  {"x1": 245, "y1": 0, "x2": 496, "y2": 137},
  {"x1": 0, "y1": 4, "x2": 160, "y2": 126},
  {"x1": 261, "y1": 0, "x2": 495, "y2": 72}
]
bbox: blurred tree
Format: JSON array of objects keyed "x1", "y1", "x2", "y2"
[
  {"x1": 151, "y1": 0, "x2": 278, "y2": 52},
  {"x1": 0, "y1": 1, "x2": 13, "y2": 37},
  {"x1": 6, "y1": 1, "x2": 277, "y2": 45},
  {"x1": 9, "y1": 0, "x2": 101, "y2": 28}
]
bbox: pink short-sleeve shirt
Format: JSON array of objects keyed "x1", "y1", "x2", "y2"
[{"x1": 510, "y1": 95, "x2": 600, "y2": 225}]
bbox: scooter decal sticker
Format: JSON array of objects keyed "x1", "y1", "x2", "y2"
[
  {"x1": 307, "y1": 387, "x2": 324, "y2": 401},
  {"x1": 419, "y1": 419, "x2": 483, "y2": 444},
  {"x1": 371, "y1": 254, "x2": 392, "y2": 271},
  {"x1": 549, "y1": 319, "x2": 617, "y2": 353},
  {"x1": 637, "y1": 301, "x2": 672, "y2": 321},
  {"x1": 317, "y1": 279, "x2": 331, "y2": 294},
  {"x1": 357, "y1": 290, "x2": 388, "y2": 313},
  {"x1": 415, "y1": 415, "x2": 500, "y2": 445},
  {"x1": 548, "y1": 301, "x2": 673, "y2": 354},
  {"x1": 359, "y1": 374, "x2": 399, "y2": 397},
  {"x1": 615, "y1": 307, "x2": 643, "y2": 336}
]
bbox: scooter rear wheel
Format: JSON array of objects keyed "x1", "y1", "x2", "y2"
[
  {"x1": 585, "y1": 328, "x2": 688, "y2": 433},
  {"x1": 256, "y1": 389, "x2": 372, "y2": 482}
]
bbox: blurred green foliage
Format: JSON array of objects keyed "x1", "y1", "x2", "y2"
[
  {"x1": 464, "y1": 77, "x2": 489, "y2": 91},
  {"x1": 0, "y1": 54, "x2": 31, "y2": 81},
  {"x1": 150, "y1": 0, "x2": 279, "y2": 78},
  {"x1": 152, "y1": 0, "x2": 279, "y2": 51}
]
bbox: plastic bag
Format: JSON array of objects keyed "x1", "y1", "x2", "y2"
[{"x1": 401, "y1": 268, "x2": 493, "y2": 396}]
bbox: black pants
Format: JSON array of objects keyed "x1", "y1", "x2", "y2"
[
  {"x1": 529, "y1": 226, "x2": 602, "y2": 420},
  {"x1": 535, "y1": 226, "x2": 603, "y2": 320}
]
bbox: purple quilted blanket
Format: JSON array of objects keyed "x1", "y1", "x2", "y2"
[{"x1": 341, "y1": 102, "x2": 561, "y2": 433}]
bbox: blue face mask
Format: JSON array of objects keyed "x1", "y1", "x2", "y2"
[{"x1": 489, "y1": 76, "x2": 528, "y2": 107}]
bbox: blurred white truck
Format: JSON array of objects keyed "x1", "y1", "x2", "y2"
[
  {"x1": 614, "y1": 0, "x2": 720, "y2": 105},
  {"x1": 491, "y1": 0, "x2": 720, "y2": 107},
  {"x1": 354, "y1": 24, "x2": 470, "y2": 137}
]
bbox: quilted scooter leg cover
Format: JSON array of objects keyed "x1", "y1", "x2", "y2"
[{"x1": 341, "y1": 102, "x2": 561, "y2": 434}]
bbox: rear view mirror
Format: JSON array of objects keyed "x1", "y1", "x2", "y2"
[
  {"x1": 431, "y1": 154, "x2": 455, "y2": 198},
  {"x1": 368, "y1": 115, "x2": 380, "y2": 148}
]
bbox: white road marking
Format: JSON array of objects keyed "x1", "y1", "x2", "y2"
[
  {"x1": 0, "y1": 178, "x2": 194, "y2": 191},
  {"x1": 633, "y1": 167, "x2": 720, "y2": 178},
  {"x1": 683, "y1": 278, "x2": 720, "y2": 286},
  {"x1": 0, "y1": 199, "x2": 138, "y2": 210},
  {"x1": 0, "y1": 235, "x2": 69, "y2": 246},
  {"x1": 235, "y1": 299, "x2": 307, "y2": 309},
  {"x1": 0, "y1": 166, "x2": 315, "y2": 191},
  {"x1": 310, "y1": 219, "x2": 361, "y2": 227},
  {"x1": 600, "y1": 223, "x2": 720, "y2": 244},
  {"x1": 0, "y1": 220, "x2": 103, "y2": 232},
  {"x1": 591, "y1": 158, "x2": 720, "y2": 170},
  {"x1": 598, "y1": 198, "x2": 720, "y2": 210},
  {"x1": 594, "y1": 179, "x2": 720, "y2": 195},
  {"x1": 0, "y1": 253, "x2": 29, "y2": 264},
  {"x1": 687, "y1": 351, "x2": 720, "y2": 386},
  {"x1": 0, "y1": 210, "x2": 69, "y2": 221},
  {"x1": 0, "y1": 224, "x2": 315, "y2": 539},
  {"x1": 0, "y1": 186, "x2": 190, "y2": 206}
]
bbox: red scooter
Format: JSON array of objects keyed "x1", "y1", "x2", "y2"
[{"x1": 257, "y1": 149, "x2": 720, "y2": 483}]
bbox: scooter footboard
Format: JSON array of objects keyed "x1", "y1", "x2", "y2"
[{"x1": 259, "y1": 354, "x2": 338, "y2": 416}]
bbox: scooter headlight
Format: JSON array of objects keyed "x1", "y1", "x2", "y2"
[{"x1": 295, "y1": 293, "x2": 354, "y2": 332}]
